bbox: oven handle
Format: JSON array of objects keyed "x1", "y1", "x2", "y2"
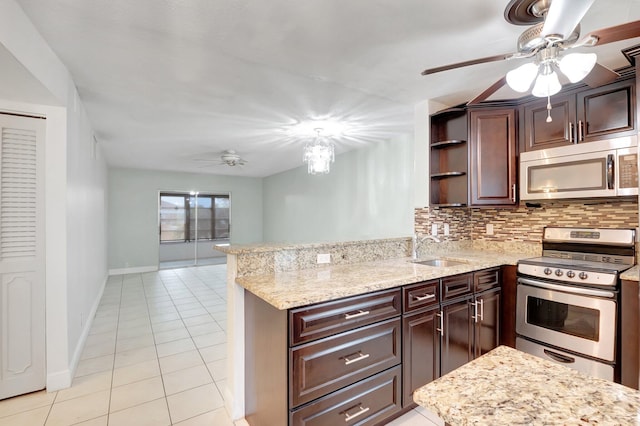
[
  {"x1": 517, "y1": 277, "x2": 615, "y2": 298},
  {"x1": 543, "y1": 348, "x2": 576, "y2": 364}
]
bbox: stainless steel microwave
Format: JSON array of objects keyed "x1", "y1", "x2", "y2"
[{"x1": 520, "y1": 136, "x2": 638, "y2": 200}]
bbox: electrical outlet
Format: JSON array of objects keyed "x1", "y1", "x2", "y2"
[
  {"x1": 486, "y1": 223, "x2": 494, "y2": 235},
  {"x1": 317, "y1": 253, "x2": 331, "y2": 264},
  {"x1": 431, "y1": 223, "x2": 438, "y2": 236},
  {"x1": 444, "y1": 223, "x2": 450, "y2": 236}
]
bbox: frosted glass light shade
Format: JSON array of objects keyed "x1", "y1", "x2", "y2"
[
  {"x1": 559, "y1": 52, "x2": 597, "y2": 83},
  {"x1": 506, "y1": 62, "x2": 538, "y2": 92},
  {"x1": 532, "y1": 70, "x2": 561, "y2": 98},
  {"x1": 303, "y1": 135, "x2": 335, "y2": 174}
]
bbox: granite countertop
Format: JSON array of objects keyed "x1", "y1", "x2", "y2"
[
  {"x1": 235, "y1": 250, "x2": 529, "y2": 310},
  {"x1": 621, "y1": 265, "x2": 639, "y2": 282},
  {"x1": 413, "y1": 345, "x2": 640, "y2": 426},
  {"x1": 214, "y1": 237, "x2": 409, "y2": 254}
]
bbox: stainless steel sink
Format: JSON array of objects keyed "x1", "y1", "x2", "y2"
[{"x1": 412, "y1": 258, "x2": 467, "y2": 267}]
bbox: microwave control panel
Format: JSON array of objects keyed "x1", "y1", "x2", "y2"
[{"x1": 619, "y1": 152, "x2": 638, "y2": 189}]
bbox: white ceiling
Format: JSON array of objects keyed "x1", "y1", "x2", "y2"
[{"x1": 10, "y1": 0, "x2": 640, "y2": 177}]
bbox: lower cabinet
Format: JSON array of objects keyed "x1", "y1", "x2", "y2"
[
  {"x1": 474, "y1": 288, "x2": 501, "y2": 358},
  {"x1": 290, "y1": 366, "x2": 402, "y2": 426},
  {"x1": 440, "y1": 296, "x2": 474, "y2": 376},
  {"x1": 402, "y1": 307, "x2": 440, "y2": 407},
  {"x1": 245, "y1": 268, "x2": 502, "y2": 425}
]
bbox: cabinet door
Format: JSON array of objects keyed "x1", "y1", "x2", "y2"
[
  {"x1": 469, "y1": 109, "x2": 517, "y2": 206},
  {"x1": 440, "y1": 298, "x2": 473, "y2": 376},
  {"x1": 576, "y1": 79, "x2": 636, "y2": 142},
  {"x1": 402, "y1": 308, "x2": 440, "y2": 408},
  {"x1": 522, "y1": 93, "x2": 576, "y2": 151},
  {"x1": 474, "y1": 288, "x2": 501, "y2": 359}
]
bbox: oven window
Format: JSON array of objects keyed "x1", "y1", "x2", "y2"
[{"x1": 526, "y1": 296, "x2": 600, "y2": 341}]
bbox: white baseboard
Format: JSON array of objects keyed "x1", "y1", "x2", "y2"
[
  {"x1": 50, "y1": 273, "x2": 108, "y2": 391},
  {"x1": 46, "y1": 369, "x2": 71, "y2": 391},
  {"x1": 108, "y1": 265, "x2": 158, "y2": 275}
]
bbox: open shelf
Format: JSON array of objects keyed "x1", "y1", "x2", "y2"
[
  {"x1": 431, "y1": 140, "x2": 466, "y2": 149},
  {"x1": 431, "y1": 171, "x2": 466, "y2": 179}
]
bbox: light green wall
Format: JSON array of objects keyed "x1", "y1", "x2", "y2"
[
  {"x1": 108, "y1": 168, "x2": 263, "y2": 270},
  {"x1": 263, "y1": 135, "x2": 414, "y2": 243}
]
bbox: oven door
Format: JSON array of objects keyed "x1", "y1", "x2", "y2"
[{"x1": 516, "y1": 277, "x2": 617, "y2": 362}]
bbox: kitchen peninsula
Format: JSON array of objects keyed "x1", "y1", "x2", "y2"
[
  {"x1": 217, "y1": 237, "x2": 535, "y2": 425},
  {"x1": 414, "y1": 345, "x2": 640, "y2": 425}
]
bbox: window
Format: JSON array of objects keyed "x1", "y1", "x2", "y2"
[{"x1": 159, "y1": 192, "x2": 230, "y2": 243}]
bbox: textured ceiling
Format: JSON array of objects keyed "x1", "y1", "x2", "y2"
[{"x1": 12, "y1": 0, "x2": 640, "y2": 177}]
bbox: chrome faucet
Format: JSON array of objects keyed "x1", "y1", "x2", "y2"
[{"x1": 412, "y1": 233, "x2": 441, "y2": 260}]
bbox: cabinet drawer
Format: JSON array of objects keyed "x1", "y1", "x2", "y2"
[
  {"x1": 441, "y1": 273, "x2": 472, "y2": 301},
  {"x1": 290, "y1": 289, "x2": 401, "y2": 345},
  {"x1": 290, "y1": 318, "x2": 401, "y2": 408},
  {"x1": 290, "y1": 365, "x2": 401, "y2": 426},
  {"x1": 403, "y1": 280, "x2": 439, "y2": 313},
  {"x1": 474, "y1": 268, "x2": 500, "y2": 292}
]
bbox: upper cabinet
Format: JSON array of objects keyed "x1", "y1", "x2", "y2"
[
  {"x1": 429, "y1": 108, "x2": 468, "y2": 207},
  {"x1": 522, "y1": 78, "x2": 636, "y2": 152},
  {"x1": 469, "y1": 108, "x2": 518, "y2": 206}
]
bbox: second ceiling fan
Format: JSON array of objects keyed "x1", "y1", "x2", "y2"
[{"x1": 422, "y1": 0, "x2": 640, "y2": 104}]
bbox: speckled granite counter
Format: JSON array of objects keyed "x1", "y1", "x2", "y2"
[
  {"x1": 621, "y1": 265, "x2": 639, "y2": 281},
  {"x1": 234, "y1": 250, "x2": 529, "y2": 310},
  {"x1": 413, "y1": 346, "x2": 640, "y2": 425}
]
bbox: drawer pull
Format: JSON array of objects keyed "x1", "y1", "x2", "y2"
[
  {"x1": 436, "y1": 311, "x2": 443, "y2": 336},
  {"x1": 344, "y1": 405, "x2": 370, "y2": 422},
  {"x1": 343, "y1": 352, "x2": 370, "y2": 365},
  {"x1": 344, "y1": 310, "x2": 370, "y2": 320},
  {"x1": 413, "y1": 293, "x2": 436, "y2": 302}
]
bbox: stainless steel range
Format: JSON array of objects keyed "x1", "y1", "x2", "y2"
[{"x1": 516, "y1": 227, "x2": 636, "y2": 381}]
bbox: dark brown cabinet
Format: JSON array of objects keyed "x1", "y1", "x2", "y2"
[
  {"x1": 402, "y1": 306, "x2": 439, "y2": 407},
  {"x1": 246, "y1": 268, "x2": 503, "y2": 425},
  {"x1": 469, "y1": 108, "x2": 518, "y2": 206},
  {"x1": 440, "y1": 297, "x2": 474, "y2": 376},
  {"x1": 474, "y1": 288, "x2": 501, "y2": 358},
  {"x1": 522, "y1": 79, "x2": 636, "y2": 151}
]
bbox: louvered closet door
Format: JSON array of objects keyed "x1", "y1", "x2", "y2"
[{"x1": 0, "y1": 113, "x2": 45, "y2": 400}]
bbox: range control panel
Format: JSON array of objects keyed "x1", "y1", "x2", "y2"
[{"x1": 517, "y1": 263, "x2": 617, "y2": 287}]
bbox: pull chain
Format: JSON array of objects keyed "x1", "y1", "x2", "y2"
[{"x1": 546, "y1": 95, "x2": 553, "y2": 123}]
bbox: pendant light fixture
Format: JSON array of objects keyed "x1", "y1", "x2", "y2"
[{"x1": 303, "y1": 128, "x2": 335, "y2": 175}]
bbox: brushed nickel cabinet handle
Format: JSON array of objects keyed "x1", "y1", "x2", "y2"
[
  {"x1": 344, "y1": 352, "x2": 370, "y2": 365},
  {"x1": 512, "y1": 183, "x2": 516, "y2": 203},
  {"x1": 344, "y1": 406, "x2": 370, "y2": 422},
  {"x1": 344, "y1": 310, "x2": 370, "y2": 320},
  {"x1": 436, "y1": 311, "x2": 444, "y2": 336},
  {"x1": 413, "y1": 294, "x2": 436, "y2": 302},
  {"x1": 569, "y1": 122, "x2": 574, "y2": 143},
  {"x1": 471, "y1": 300, "x2": 479, "y2": 323},
  {"x1": 578, "y1": 120, "x2": 584, "y2": 142},
  {"x1": 479, "y1": 298, "x2": 484, "y2": 322}
]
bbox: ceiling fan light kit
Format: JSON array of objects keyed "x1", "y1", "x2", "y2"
[
  {"x1": 303, "y1": 128, "x2": 335, "y2": 175},
  {"x1": 421, "y1": 0, "x2": 640, "y2": 106}
]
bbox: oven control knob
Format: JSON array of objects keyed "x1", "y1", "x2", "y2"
[
  {"x1": 579, "y1": 272, "x2": 588, "y2": 280},
  {"x1": 554, "y1": 269, "x2": 563, "y2": 277},
  {"x1": 566, "y1": 271, "x2": 575, "y2": 278},
  {"x1": 543, "y1": 268, "x2": 552, "y2": 275}
]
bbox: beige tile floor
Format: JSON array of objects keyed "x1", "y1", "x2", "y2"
[{"x1": 0, "y1": 264, "x2": 440, "y2": 426}]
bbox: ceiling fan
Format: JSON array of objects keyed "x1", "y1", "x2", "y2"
[
  {"x1": 195, "y1": 150, "x2": 248, "y2": 167},
  {"x1": 421, "y1": 0, "x2": 640, "y2": 104}
]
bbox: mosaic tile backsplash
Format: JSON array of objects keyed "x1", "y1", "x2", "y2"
[{"x1": 416, "y1": 199, "x2": 639, "y2": 245}]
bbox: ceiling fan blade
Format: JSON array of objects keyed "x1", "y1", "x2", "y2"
[
  {"x1": 582, "y1": 63, "x2": 620, "y2": 88},
  {"x1": 421, "y1": 54, "x2": 514, "y2": 75},
  {"x1": 467, "y1": 77, "x2": 507, "y2": 105},
  {"x1": 542, "y1": 0, "x2": 595, "y2": 39},
  {"x1": 584, "y1": 20, "x2": 640, "y2": 46}
]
